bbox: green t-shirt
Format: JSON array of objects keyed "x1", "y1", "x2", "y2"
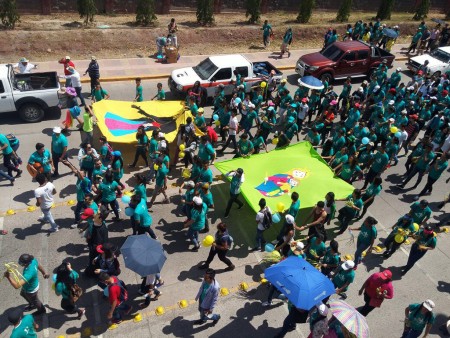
[
  {"x1": 137, "y1": 135, "x2": 148, "y2": 148},
  {"x1": 10, "y1": 314, "x2": 37, "y2": 338},
  {"x1": 429, "y1": 160, "x2": 448, "y2": 180},
  {"x1": 410, "y1": 202, "x2": 432, "y2": 224},
  {"x1": 287, "y1": 200, "x2": 300, "y2": 219},
  {"x1": 415, "y1": 229, "x2": 437, "y2": 248},
  {"x1": 22, "y1": 258, "x2": 39, "y2": 293},
  {"x1": 238, "y1": 139, "x2": 254, "y2": 155},
  {"x1": 371, "y1": 152, "x2": 389, "y2": 173},
  {"x1": 322, "y1": 247, "x2": 340, "y2": 267},
  {"x1": 76, "y1": 177, "x2": 91, "y2": 202},
  {"x1": 92, "y1": 88, "x2": 108, "y2": 102},
  {"x1": 198, "y1": 143, "x2": 215, "y2": 162},
  {"x1": 99, "y1": 181, "x2": 119, "y2": 203},
  {"x1": 92, "y1": 164, "x2": 107, "y2": 182},
  {"x1": 112, "y1": 160, "x2": 123, "y2": 180},
  {"x1": 407, "y1": 303, "x2": 436, "y2": 332},
  {"x1": 340, "y1": 163, "x2": 361, "y2": 181},
  {"x1": 157, "y1": 89, "x2": 165, "y2": 100},
  {"x1": 136, "y1": 85, "x2": 143, "y2": 102},
  {"x1": 155, "y1": 164, "x2": 169, "y2": 187},
  {"x1": 332, "y1": 269, "x2": 355, "y2": 291},
  {"x1": 307, "y1": 238, "x2": 326, "y2": 260},
  {"x1": 191, "y1": 203, "x2": 208, "y2": 231},
  {"x1": 199, "y1": 168, "x2": 213, "y2": 184},
  {"x1": 200, "y1": 191, "x2": 214, "y2": 208},
  {"x1": 363, "y1": 183, "x2": 382, "y2": 199},
  {"x1": 29, "y1": 150, "x2": 52, "y2": 173},
  {"x1": 149, "y1": 138, "x2": 158, "y2": 158},
  {"x1": 0, "y1": 133, "x2": 13, "y2": 155},
  {"x1": 200, "y1": 281, "x2": 210, "y2": 303},
  {"x1": 133, "y1": 199, "x2": 152, "y2": 227},
  {"x1": 357, "y1": 225, "x2": 377, "y2": 246},
  {"x1": 134, "y1": 183, "x2": 146, "y2": 199},
  {"x1": 195, "y1": 115, "x2": 206, "y2": 128},
  {"x1": 415, "y1": 151, "x2": 435, "y2": 171},
  {"x1": 262, "y1": 23, "x2": 272, "y2": 37},
  {"x1": 51, "y1": 134, "x2": 68, "y2": 154},
  {"x1": 55, "y1": 270, "x2": 79, "y2": 299}
]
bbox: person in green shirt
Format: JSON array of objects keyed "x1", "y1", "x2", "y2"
[
  {"x1": 224, "y1": 168, "x2": 245, "y2": 218},
  {"x1": 320, "y1": 240, "x2": 340, "y2": 277},
  {"x1": 134, "y1": 77, "x2": 143, "y2": 102},
  {"x1": 130, "y1": 194, "x2": 157, "y2": 238},
  {"x1": 92, "y1": 159, "x2": 107, "y2": 187},
  {"x1": 362, "y1": 144, "x2": 389, "y2": 189},
  {"x1": 111, "y1": 151, "x2": 125, "y2": 190},
  {"x1": 98, "y1": 136, "x2": 112, "y2": 166},
  {"x1": 4, "y1": 254, "x2": 49, "y2": 315},
  {"x1": 383, "y1": 214, "x2": 416, "y2": 259},
  {"x1": 91, "y1": 82, "x2": 110, "y2": 102},
  {"x1": 28, "y1": 142, "x2": 54, "y2": 181},
  {"x1": 132, "y1": 173, "x2": 148, "y2": 202},
  {"x1": 337, "y1": 189, "x2": 363, "y2": 235},
  {"x1": 358, "y1": 177, "x2": 382, "y2": 220},
  {"x1": 98, "y1": 173, "x2": 121, "y2": 220},
  {"x1": 55, "y1": 261, "x2": 85, "y2": 318},
  {"x1": 402, "y1": 225, "x2": 436, "y2": 276},
  {"x1": 184, "y1": 196, "x2": 208, "y2": 251},
  {"x1": 305, "y1": 234, "x2": 326, "y2": 264},
  {"x1": 332, "y1": 260, "x2": 356, "y2": 296},
  {"x1": 152, "y1": 82, "x2": 166, "y2": 100},
  {"x1": 262, "y1": 20, "x2": 273, "y2": 48},
  {"x1": 198, "y1": 135, "x2": 216, "y2": 164},
  {"x1": 50, "y1": 127, "x2": 68, "y2": 178},
  {"x1": 129, "y1": 126, "x2": 149, "y2": 168},
  {"x1": 398, "y1": 143, "x2": 435, "y2": 189},
  {"x1": 284, "y1": 116, "x2": 298, "y2": 141},
  {"x1": 415, "y1": 154, "x2": 448, "y2": 200},
  {"x1": 194, "y1": 108, "x2": 206, "y2": 130},
  {"x1": 402, "y1": 300, "x2": 436, "y2": 338},
  {"x1": 252, "y1": 128, "x2": 268, "y2": 154},
  {"x1": 408, "y1": 200, "x2": 432, "y2": 225},
  {"x1": 8, "y1": 308, "x2": 38, "y2": 338},
  {"x1": 408, "y1": 29, "x2": 423, "y2": 54},
  {"x1": 350, "y1": 216, "x2": 378, "y2": 268},
  {"x1": 148, "y1": 157, "x2": 169, "y2": 209},
  {"x1": 336, "y1": 155, "x2": 362, "y2": 183},
  {"x1": 0, "y1": 133, "x2": 21, "y2": 178},
  {"x1": 236, "y1": 133, "x2": 254, "y2": 158}
]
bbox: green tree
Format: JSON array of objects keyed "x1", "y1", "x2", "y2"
[
  {"x1": 336, "y1": 0, "x2": 352, "y2": 22},
  {"x1": 197, "y1": 0, "x2": 214, "y2": 25},
  {"x1": 413, "y1": 0, "x2": 430, "y2": 20},
  {"x1": 136, "y1": 0, "x2": 157, "y2": 26},
  {"x1": 297, "y1": 0, "x2": 315, "y2": 23},
  {"x1": 0, "y1": 0, "x2": 20, "y2": 29},
  {"x1": 77, "y1": 0, "x2": 97, "y2": 26},
  {"x1": 245, "y1": 0, "x2": 261, "y2": 24},
  {"x1": 376, "y1": 0, "x2": 395, "y2": 20}
]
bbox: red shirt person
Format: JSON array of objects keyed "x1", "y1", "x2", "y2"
[
  {"x1": 58, "y1": 56, "x2": 75, "y2": 87},
  {"x1": 99, "y1": 273, "x2": 132, "y2": 324},
  {"x1": 357, "y1": 269, "x2": 394, "y2": 316}
]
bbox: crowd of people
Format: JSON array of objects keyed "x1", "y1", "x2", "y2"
[{"x1": 2, "y1": 17, "x2": 450, "y2": 338}]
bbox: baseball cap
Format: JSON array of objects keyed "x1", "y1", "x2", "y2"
[
  {"x1": 379, "y1": 269, "x2": 392, "y2": 280},
  {"x1": 65, "y1": 55, "x2": 71, "y2": 60},
  {"x1": 358, "y1": 87, "x2": 363, "y2": 92},
  {"x1": 401, "y1": 109, "x2": 407, "y2": 115},
  {"x1": 193, "y1": 196, "x2": 203, "y2": 206},
  {"x1": 354, "y1": 103, "x2": 360, "y2": 108},
  {"x1": 396, "y1": 67, "x2": 402, "y2": 71},
  {"x1": 423, "y1": 225, "x2": 434, "y2": 235},
  {"x1": 410, "y1": 114, "x2": 418, "y2": 120},
  {"x1": 285, "y1": 214, "x2": 295, "y2": 224},
  {"x1": 388, "y1": 100, "x2": 395, "y2": 105},
  {"x1": 236, "y1": 168, "x2": 244, "y2": 175},
  {"x1": 374, "y1": 85, "x2": 380, "y2": 90},
  {"x1": 418, "y1": 70, "x2": 424, "y2": 75},
  {"x1": 53, "y1": 126, "x2": 62, "y2": 134},
  {"x1": 91, "y1": 56, "x2": 96, "y2": 60},
  {"x1": 341, "y1": 260, "x2": 355, "y2": 271},
  {"x1": 281, "y1": 79, "x2": 287, "y2": 83},
  {"x1": 301, "y1": 97, "x2": 308, "y2": 103},
  {"x1": 198, "y1": 107, "x2": 204, "y2": 113},
  {"x1": 81, "y1": 208, "x2": 95, "y2": 220},
  {"x1": 158, "y1": 132, "x2": 165, "y2": 138},
  {"x1": 112, "y1": 150, "x2": 122, "y2": 157},
  {"x1": 423, "y1": 299, "x2": 435, "y2": 311},
  {"x1": 185, "y1": 180, "x2": 195, "y2": 188},
  {"x1": 18, "y1": 254, "x2": 33, "y2": 266},
  {"x1": 317, "y1": 303, "x2": 329, "y2": 316},
  {"x1": 202, "y1": 183, "x2": 210, "y2": 189},
  {"x1": 443, "y1": 90, "x2": 449, "y2": 95},
  {"x1": 287, "y1": 116, "x2": 295, "y2": 124},
  {"x1": 296, "y1": 242, "x2": 304, "y2": 250}
]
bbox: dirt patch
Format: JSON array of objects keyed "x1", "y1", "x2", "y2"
[{"x1": 2, "y1": 11, "x2": 447, "y2": 62}]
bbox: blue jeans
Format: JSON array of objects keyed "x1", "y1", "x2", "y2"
[
  {"x1": 354, "y1": 240, "x2": 370, "y2": 266},
  {"x1": 0, "y1": 169, "x2": 14, "y2": 181},
  {"x1": 199, "y1": 306, "x2": 220, "y2": 322},
  {"x1": 403, "y1": 243, "x2": 427, "y2": 274},
  {"x1": 188, "y1": 228, "x2": 199, "y2": 247},
  {"x1": 41, "y1": 207, "x2": 58, "y2": 230},
  {"x1": 401, "y1": 327, "x2": 422, "y2": 338},
  {"x1": 255, "y1": 228, "x2": 265, "y2": 249},
  {"x1": 112, "y1": 302, "x2": 131, "y2": 322},
  {"x1": 74, "y1": 201, "x2": 84, "y2": 223}
]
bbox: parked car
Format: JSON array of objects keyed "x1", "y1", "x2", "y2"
[
  {"x1": 295, "y1": 41, "x2": 395, "y2": 83},
  {"x1": 0, "y1": 64, "x2": 60, "y2": 122},
  {"x1": 406, "y1": 46, "x2": 450, "y2": 77},
  {"x1": 168, "y1": 54, "x2": 283, "y2": 98}
]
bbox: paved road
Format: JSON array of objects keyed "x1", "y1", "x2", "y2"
[{"x1": 0, "y1": 65, "x2": 449, "y2": 338}]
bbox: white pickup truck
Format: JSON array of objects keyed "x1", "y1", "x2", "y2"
[
  {"x1": 0, "y1": 64, "x2": 60, "y2": 122},
  {"x1": 168, "y1": 54, "x2": 283, "y2": 98},
  {"x1": 407, "y1": 46, "x2": 450, "y2": 77}
]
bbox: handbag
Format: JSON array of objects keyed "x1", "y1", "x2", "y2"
[{"x1": 70, "y1": 283, "x2": 83, "y2": 303}]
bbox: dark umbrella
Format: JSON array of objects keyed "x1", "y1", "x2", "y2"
[
  {"x1": 382, "y1": 28, "x2": 399, "y2": 39},
  {"x1": 121, "y1": 234, "x2": 166, "y2": 276},
  {"x1": 432, "y1": 18, "x2": 446, "y2": 26}
]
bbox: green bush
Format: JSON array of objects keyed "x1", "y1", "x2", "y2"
[
  {"x1": 413, "y1": 0, "x2": 430, "y2": 20},
  {"x1": 197, "y1": 0, "x2": 215, "y2": 25},
  {"x1": 245, "y1": 0, "x2": 261, "y2": 24},
  {"x1": 376, "y1": 0, "x2": 395, "y2": 20},
  {"x1": 136, "y1": 0, "x2": 157, "y2": 26},
  {"x1": 77, "y1": 0, "x2": 97, "y2": 26},
  {"x1": 0, "y1": 0, "x2": 20, "y2": 29},
  {"x1": 297, "y1": 0, "x2": 315, "y2": 23},
  {"x1": 336, "y1": 0, "x2": 352, "y2": 22}
]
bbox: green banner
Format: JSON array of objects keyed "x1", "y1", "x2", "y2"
[{"x1": 215, "y1": 142, "x2": 354, "y2": 213}]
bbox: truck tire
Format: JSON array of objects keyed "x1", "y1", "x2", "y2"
[
  {"x1": 320, "y1": 73, "x2": 332, "y2": 84},
  {"x1": 18, "y1": 103, "x2": 45, "y2": 123}
]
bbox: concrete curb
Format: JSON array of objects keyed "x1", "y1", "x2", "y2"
[{"x1": 71, "y1": 57, "x2": 409, "y2": 84}]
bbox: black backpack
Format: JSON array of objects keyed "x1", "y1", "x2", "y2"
[{"x1": 261, "y1": 207, "x2": 273, "y2": 230}]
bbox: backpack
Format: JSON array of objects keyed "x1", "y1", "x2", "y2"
[
  {"x1": 221, "y1": 234, "x2": 234, "y2": 247},
  {"x1": 70, "y1": 284, "x2": 83, "y2": 303},
  {"x1": 6, "y1": 133, "x2": 18, "y2": 146},
  {"x1": 109, "y1": 278, "x2": 128, "y2": 302},
  {"x1": 105, "y1": 143, "x2": 114, "y2": 161},
  {"x1": 261, "y1": 207, "x2": 273, "y2": 230}
]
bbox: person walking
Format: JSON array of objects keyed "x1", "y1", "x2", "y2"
[
  {"x1": 54, "y1": 261, "x2": 85, "y2": 319},
  {"x1": 308, "y1": 304, "x2": 329, "y2": 338},
  {"x1": 129, "y1": 126, "x2": 149, "y2": 168},
  {"x1": 414, "y1": 153, "x2": 448, "y2": 200},
  {"x1": 34, "y1": 173, "x2": 59, "y2": 232},
  {"x1": 99, "y1": 272, "x2": 132, "y2": 324},
  {"x1": 336, "y1": 189, "x2": 363, "y2": 235},
  {"x1": 274, "y1": 305, "x2": 309, "y2": 338},
  {"x1": 50, "y1": 126, "x2": 68, "y2": 178},
  {"x1": 194, "y1": 268, "x2": 221, "y2": 325},
  {"x1": 402, "y1": 300, "x2": 435, "y2": 338},
  {"x1": 91, "y1": 82, "x2": 109, "y2": 103},
  {"x1": 383, "y1": 214, "x2": 416, "y2": 259},
  {"x1": 331, "y1": 260, "x2": 356, "y2": 299},
  {"x1": 58, "y1": 56, "x2": 75, "y2": 87},
  {"x1": 28, "y1": 142, "x2": 54, "y2": 181},
  {"x1": 261, "y1": 20, "x2": 273, "y2": 48},
  {"x1": 7, "y1": 308, "x2": 39, "y2": 337},
  {"x1": 224, "y1": 168, "x2": 245, "y2": 218},
  {"x1": 168, "y1": 18, "x2": 178, "y2": 47},
  {"x1": 280, "y1": 27, "x2": 293, "y2": 58},
  {"x1": 199, "y1": 223, "x2": 235, "y2": 271},
  {"x1": 401, "y1": 225, "x2": 436, "y2": 276},
  {"x1": 0, "y1": 132, "x2": 21, "y2": 179},
  {"x1": 148, "y1": 157, "x2": 170, "y2": 209},
  {"x1": 350, "y1": 216, "x2": 378, "y2": 269},
  {"x1": 357, "y1": 270, "x2": 394, "y2": 316},
  {"x1": 3, "y1": 253, "x2": 49, "y2": 315},
  {"x1": 219, "y1": 109, "x2": 239, "y2": 154},
  {"x1": 83, "y1": 56, "x2": 100, "y2": 93},
  {"x1": 134, "y1": 78, "x2": 143, "y2": 102},
  {"x1": 63, "y1": 66, "x2": 86, "y2": 107},
  {"x1": 184, "y1": 196, "x2": 207, "y2": 252},
  {"x1": 357, "y1": 177, "x2": 382, "y2": 220},
  {"x1": 251, "y1": 198, "x2": 272, "y2": 251},
  {"x1": 129, "y1": 194, "x2": 157, "y2": 238},
  {"x1": 81, "y1": 105, "x2": 96, "y2": 145},
  {"x1": 98, "y1": 172, "x2": 122, "y2": 221}
]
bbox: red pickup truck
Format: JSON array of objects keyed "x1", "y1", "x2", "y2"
[{"x1": 295, "y1": 41, "x2": 395, "y2": 83}]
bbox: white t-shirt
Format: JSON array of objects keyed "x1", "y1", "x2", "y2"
[
  {"x1": 256, "y1": 206, "x2": 271, "y2": 231},
  {"x1": 229, "y1": 116, "x2": 238, "y2": 136},
  {"x1": 14, "y1": 63, "x2": 36, "y2": 74},
  {"x1": 441, "y1": 135, "x2": 450, "y2": 153},
  {"x1": 34, "y1": 182, "x2": 55, "y2": 209}
]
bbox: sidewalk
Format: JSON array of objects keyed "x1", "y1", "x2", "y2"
[{"x1": 35, "y1": 43, "x2": 410, "y2": 83}]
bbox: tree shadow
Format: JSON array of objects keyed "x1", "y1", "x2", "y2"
[{"x1": 284, "y1": 19, "x2": 298, "y2": 25}]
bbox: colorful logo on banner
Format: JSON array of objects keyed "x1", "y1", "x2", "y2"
[{"x1": 255, "y1": 168, "x2": 310, "y2": 197}]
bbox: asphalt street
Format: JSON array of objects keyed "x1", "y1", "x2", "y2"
[{"x1": 0, "y1": 63, "x2": 449, "y2": 338}]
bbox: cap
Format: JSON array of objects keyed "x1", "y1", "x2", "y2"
[
  {"x1": 97, "y1": 242, "x2": 117, "y2": 254},
  {"x1": 368, "y1": 142, "x2": 375, "y2": 146},
  {"x1": 193, "y1": 196, "x2": 203, "y2": 206},
  {"x1": 185, "y1": 180, "x2": 195, "y2": 188},
  {"x1": 396, "y1": 67, "x2": 402, "y2": 71},
  {"x1": 443, "y1": 90, "x2": 449, "y2": 95},
  {"x1": 91, "y1": 56, "x2": 96, "y2": 60},
  {"x1": 247, "y1": 103, "x2": 255, "y2": 109},
  {"x1": 423, "y1": 225, "x2": 434, "y2": 235},
  {"x1": 53, "y1": 126, "x2": 62, "y2": 134},
  {"x1": 18, "y1": 254, "x2": 33, "y2": 266},
  {"x1": 388, "y1": 88, "x2": 396, "y2": 94},
  {"x1": 379, "y1": 269, "x2": 392, "y2": 280},
  {"x1": 296, "y1": 242, "x2": 304, "y2": 250},
  {"x1": 218, "y1": 83, "x2": 224, "y2": 88},
  {"x1": 65, "y1": 55, "x2": 71, "y2": 60},
  {"x1": 374, "y1": 85, "x2": 380, "y2": 90},
  {"x1": 281, "y1": 79, "x2": 287, "y2": 83},
  {"x1": 8, "y1": 308, "x2": 23, "y2": 325},
  {"x1": 330, "y1": 100, "x2": 338, "y2": 106},
  {"x1": 423, "y1": 299, "x2": 435, "y2": 311},
  {"x1": 81, "y1": 208, "x2": 95, "y2": 220},
  {"x1": 287, "y1": 116, "x2": 295, "y2": 124},
  {"x1": 301, "y1": 97, "x2": 308, "y2": 103},
  {"x1": 19, "y1": 57, "x2": 29, "y2": 62},
  {"x1": 198, "y1": 107, "x2": 204, "y2": 113},
  {"x1": 341, "y1": 260, "x2": 355, "y2": 270},
  {"x1": 418, "y1": 70, "x2": 424, "y2": 75},
  {"x1": 238, "y1": 84, "x2": 244, "y2": 89},
  {"x1": 382, "y1": 59, "x2": 387, "y2": 63},
  {"x1": 112, "y1": 150, "x2": 122, "y2": 157},
  {"x1": 317, "y1": 303, "x2": 329, "y2": 316},
  {"x1": 285, "y1": 214, "x2": 295, "y2": 224},
  {"x1": 202, "y1": 183, "x2": 210, "y2": 189},
  {"x1": 388, "y1": 100, "x2": 395, "y2": 105},
  {"x1": 158, "y1": 132, "x2": 165, "y2": 138},
  {"x1": 410, "y1": 114, "x2": 418, "y2": 120},
  {"x1": 236, "y1": 168, "x2": 244, "y2": 175},
  {"x1": 407, "y1": 86, "x2": 415, "y2": 91},
  {"x1": 358, "y1": 87, "x2": 364, "y2": 92},
  {"x1": 354, "y1": 103, "x2": 360, "y2": 108},
  {"x1": 401, "y1": 109, "x2": 407, "y2": 114}
]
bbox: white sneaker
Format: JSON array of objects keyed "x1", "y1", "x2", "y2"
[
  {"x1": 70, "y1": 224, "x2": 78, "y2": 229},
  {"x1": 49, "y1": 227, "x2": 59, "y2": 233},
  {"x1": 261, "y1": 301, "x2": 272, "y2": 307}
]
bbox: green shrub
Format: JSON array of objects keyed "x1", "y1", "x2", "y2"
[
  {"x1": 413, "y1": 0, "x2": 430, "y2": 20},
  {"x1": 245, "y1": 0, "x2": 261, "y2": 24},
  {"x1": 77, "y1": 0, "x2": 97, "y2": 26},
  {"x1": 197, "y1": 0, "x2": 215, "y2": 25},
  {"x1": 336, "y1": 0, "x2": 352, "y2": 23},
  {"x1": 136, "y1": 0, "x2": 157, "y2": 26},
  {"x1": 297, "y1": 0, "x2": 315, "y2": 23},
  {"x1": 0, "y1": 0, "x2": 20, "y2": 29},
  {"x1": 376, "y1": 0, "x2": 395, "y2": 20}
]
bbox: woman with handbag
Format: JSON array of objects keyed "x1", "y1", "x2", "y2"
[{"x1": 55, "y1": 261, "x2": 85, "y2": 319}]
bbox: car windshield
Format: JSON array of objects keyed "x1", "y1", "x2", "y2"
[
  {"x1": 193, "y1": 58, "x2": 218, "y2": 80},
  {"x1": 430, "y1": 49, "x2": 450, "y2": 63},
  {"x1": 321, "y1": 45, "x2": 345, "y2": 62}
]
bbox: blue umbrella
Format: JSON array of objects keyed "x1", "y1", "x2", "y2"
[
  {"x1": 264, "y1": 256, "x2": 335, "y2": 310},
  {"x1": 121, "y1": 234, "x2": 167, "y2": 276},
  {"x1": 298, "y1": 75, "x2": 324, "y2": 90},
  {"x1": 382, "y1": 28, "x2": 398, "y2": 39}
]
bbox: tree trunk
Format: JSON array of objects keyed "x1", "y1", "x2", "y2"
[
  {"x1": 104, "y1": 0, "x2": 113, "y2": 13},
  {"x1": 260, "y1": 0, "x2": 268, "y2": 14},
  {"x1": 214, "y1": 0, "x2": 221, "y2": 13},
  {"x1": 41, "y1": 0, "x2": 52, "y2": 15}
]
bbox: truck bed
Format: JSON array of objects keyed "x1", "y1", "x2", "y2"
[
  {"x1": 14, "y1": 71, "x2": 59, "y2": 91},
  {"x1": 253, "y1": 61, "x2": 283, "y2": 77}
]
